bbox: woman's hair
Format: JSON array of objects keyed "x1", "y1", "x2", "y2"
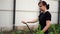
[{"x1": 38, "y1": 1, "x2": 49, "y2": 10}]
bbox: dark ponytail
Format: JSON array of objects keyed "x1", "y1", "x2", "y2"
[
  {"x1": 46, "y1": 4, "x2": 49, "y2": 10},
  {"x1": 38, "y1": 1, "x2": 50, "y2": 10}
]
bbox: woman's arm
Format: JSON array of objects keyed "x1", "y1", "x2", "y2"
[
  {"x1": 42, "y1": 20, "x2": 51, "y2": 32},
  {"x1": 27, "y1": 18, "x2": 39, "y2": 23},
  {"x1": 22, "y1": 18, "x2": 39, "y2": 24}
]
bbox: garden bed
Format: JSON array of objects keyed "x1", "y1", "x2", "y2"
[{"x1": 0, "y1": 24, "x2": 60, "y2": 34}]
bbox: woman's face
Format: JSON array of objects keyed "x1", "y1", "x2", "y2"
[{"x1": 39, "y1": 3, "x2": 46, "y2": 11}]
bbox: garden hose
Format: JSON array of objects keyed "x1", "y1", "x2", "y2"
[{"x1": 25, "y1": 23, "x2": 33, "y2": 34}]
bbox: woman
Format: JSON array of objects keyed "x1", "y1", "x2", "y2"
[{"x1": 22, "y1": 1, "x2": 51, "y2": 34}]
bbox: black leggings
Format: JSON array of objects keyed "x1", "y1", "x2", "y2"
[{"x1": 44, "y1": 31, "x2": 49, "y2": 34}]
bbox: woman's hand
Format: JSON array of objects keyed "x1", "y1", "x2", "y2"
[
  {"x1": 36, "y1": 30, "x2": 44, "y2": 34},
  {"x1": 22, "y1": 20, "x2": 27, "y2": 24},
  {"x1": 40, "y1": 30, "x2": 44, "y2": 34}
]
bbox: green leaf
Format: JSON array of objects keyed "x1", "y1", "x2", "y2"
[
  {"x1": 50, "y1": 32, "x2": 53, "y2": 34},
  {"x1": 11, "y1": 31, "x2": 15, "y2": 34},
  {"x1": 0, "y1": 32, "x2": 4, "y2": 34}
]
